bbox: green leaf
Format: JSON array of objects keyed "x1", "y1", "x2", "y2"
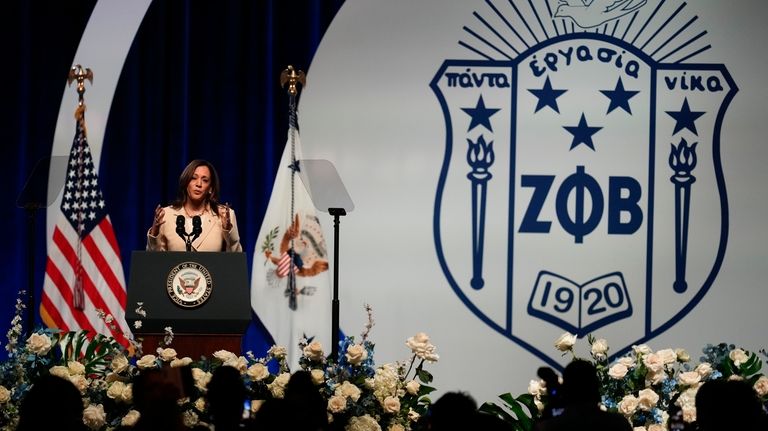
[
  {"x1": 490, "y1": 393, "x2": 536, "y2": 430},
  {"x1": 479, "y1": 402, "x2": 515, "y2": 422},
  {"x1": 417, "y1": 369, "x2": 433, "y2": 384},
  {"x1": 741, "y1": 354, "x2": 762, "y2": 376},
  {"x1": 418, "y1": 384, "x2": 436, "y2": 396}
]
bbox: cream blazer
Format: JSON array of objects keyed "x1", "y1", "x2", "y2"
[{"x1": 146, "y1": 205, "x2": 242, "y2": 252}]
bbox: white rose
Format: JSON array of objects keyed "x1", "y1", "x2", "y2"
[
  {"x1": 247, "y1": 363, "x2": 270, "y2": 382},
  {"x1": 83, "y1": 403, "x2": 106, "y2": 430},
  {"x1": 345, "y1": 344, "x2": 368, "y2": 366},
  {"x1": 195, "y1": 397, "x2": 206, "y2": 411},
  {"x1": 267, "y1": 345, "x2": 287, "y2": 359},
  {"x1": 328, "y1": 395, "x2": 348, "y2": 413},
  {"x1": 632, "y1": 344, "x2": 652, "y2": 355},
  {"x1": 192, "y1": 368, "x2": 212, "y2": 391},
  {"x1": 554, "y1": 332, "x2": 577, "y2": 351},
  {"x1": 70, "y1": 375, "x2": 89, "y2": 394},
  {"x1": 268, "y1": 372, "x2": 291, "y2": 398},
  {"x1": 608, "y1": 363, "x2": 628, "y2": 380},
  {"x1": 682, "y1": 405, "x2": 696, "y2": 423},
  {"x1": 158, "y1": 347, "x2": 178, "y2": 362},
  {"x1": 618, "y1": 394, "x2": 639, "y2": 416},
  {"x1": 675, "y1": 348, "x2": 690, "y2": 362},
  {"x1": 26, "y1": 333, "x2": 52, "y2": 355},
  {"x1": 406, "y1": 333, "x2": 430, "y2": 351},
  {"x1": 213, "y1": 349, "x2": 237, "y2": 362},
  {"x1": 111, "y1": 355, "x2": 130, "y2": 373},
  {"x1": 618, "y1": 356, "x2": 636, "y2": 368},
  {"x1": 676, "y1": 387, "x2": 698, "y2": 409},
  {"x1": 648, "y1": 424, "x2": 665, "y2": 431},
  {"x1": 406, "y1": 380, "x2": 421, "y2": 395},
  {"x1": 311, "y1": 369, "x2": 326, "y2": 385},
  {"x1": 171, "y1": 357, "x2": 193, "y2": 368},
  {"x1": 346, "y1": 414, "x2": 382, "y2": 431},
  {"x1": 633, "y1": 427, "x2": 647, "y2": 431},
  {"x1": 591, "y1": 338, "x2": 609, "y2": 358},
  {"x1": 637, "y1": 388, "x2": 659, "y2": 410},
  {"x1": 729, "y1": 348, "x2": 749, "y2": 367},
  {"x1": 405, "y1": 333, "x2": 439, "y2": 361},
  {"x1": 678, "y1": 371, "x2": 701, "y2": 386},
  {"x1": 656, "y1": 349, "x2": 677, "y2": 364},
  {"x1": 695, "y1": 362, "x2": 713, "y2": 378},
  {"x1": 107, "y1": 381, "x2": 127, "y2": 400},
  {"x1": 303, "y1": 340, "x2": 325, "y2": 361},
  {"x1": 387, "y1": 424, "x2": 406, "y2": 431},
  {"x1": 121, "y1": 410, "x2": 140, "y2": 427},
  {"x1": 647, "y1": 370, "x2": 667, "y2": 385},
  {"x1": 136, "y1": 354, "x2": 157, "y2": 369},
  {"x1": 224, "y1": 356, "x2": 248, "y2": 373},
  {"x1": 642, "y1": 353, "x2": 664, "y2": 374},
  {"x1": 49, "y1": 365, "x2": 70, "y2": 379},
  {"x1": 0, "y1": 386, "x2": 10, "y2": 404},
  {"x1": 729, "y1": 374, "x2": 744, "y2": 381},
  {"x1": 120, "y1": 384, "x2": 133, "y2": 403},
  {"x1": 408, "y1": 408, "x2": 420, "y2": 422},
  {"x1": 182, "y1": 410, "x2": 199, "y2": 427},
  {"x1": 754, "y1": 376, "x2": 768, "y2": 397},
  {"x1": 382, "y1": 396, "x2": 400, "y2": 413},
  {"x1": 68, "y1": 361, "x2": 86, "y2": 376},
  {"x1": 336, "y1": 381, "x2": 362, "y2": 402}
]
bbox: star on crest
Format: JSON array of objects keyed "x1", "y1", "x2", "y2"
[
  {"x1": 666, "y1": 98, "x2": 706, "y2": 135},
  {"x1": 600, "y1": 78, "x2": 639, "y2": 114},
  {"x1": 461, "y1": 96, "x2": 500, "y2": 132},
  {"x1": 528, "y1": 76, "x2": 568, "y2": 113},
  {"x1": 563, "y1": 113, "x2": 602, "y2": 151}
]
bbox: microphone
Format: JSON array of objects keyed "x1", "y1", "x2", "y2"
[
  {"x1": 175, "y1": 215, "x2": 186, "y2": 241},
  {"x1": 191, "y1": 215, "x2": 202, "y2": 242}
]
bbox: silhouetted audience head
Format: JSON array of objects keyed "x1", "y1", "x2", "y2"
[
  {"x1": 207, "y1": 365, "x2": 248, "y2": 430},
  {"x1": 695, "y1": 379, "x2": 768, "y2": 431},
  {"x1": 474, "y1": 411, "x2": 515, "y2": 430},
  {"x1": 253, "y1": 397, "x2": 297, "y2": 430},
  {"x1": 131, "y1": 367, "x2": 188, "y2": 431},
  {"x1": 561, "y1": 359, "x2": 601, "y2": 405},
  {"x1": 428, "y1": 391, "x2": 478, "y2": 430},
  {"x1": 17, "y1": 373, "x2": 86, "y2": 431},
  {"x1": 284, "y1": 370, "x2": 328, "y2": 430}
]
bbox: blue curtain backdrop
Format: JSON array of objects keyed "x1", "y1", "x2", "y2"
[{"x1": 2, "y1": 0, "x2": 344, "y2": 360}]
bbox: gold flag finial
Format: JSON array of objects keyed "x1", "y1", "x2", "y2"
[
  {"x1": 280, "y1": 65, "x2": 306, "y2": 96},
  {"x1": 67, "y1": 64, "x2": 93, "y2": 107}
]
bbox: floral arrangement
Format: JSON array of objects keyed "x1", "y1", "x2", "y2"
[
  {"x1": 0, "y1": 298, "x2": 438, "y2": 431},
  {"x1": 483, "y1": 332, "x2": 768, "y2": 431}
]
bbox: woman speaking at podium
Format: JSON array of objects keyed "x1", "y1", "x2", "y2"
[{"x1": 147, "y1": 159, "x2": 242, "y2": 252}]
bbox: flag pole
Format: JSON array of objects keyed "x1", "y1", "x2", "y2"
[{"x1": 67, "y1": 65, "x2": 93, "y2": 312}]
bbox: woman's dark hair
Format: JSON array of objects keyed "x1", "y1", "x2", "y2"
[{"x1": 171, "y1": 159, "x2": 221, "y2": 214}]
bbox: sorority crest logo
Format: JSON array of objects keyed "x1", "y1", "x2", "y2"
[
  {"x1": 166, "y1": 262, "x2": 213, "y2": 308},
  {"x1": 431, "y1": 0, "x2": 736, "y2": 367}
]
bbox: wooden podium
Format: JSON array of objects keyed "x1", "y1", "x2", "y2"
[
  {"x1": 137, "y1": 333, "x2": 242, "y2": 358},
  {"x1": 126, "y1": 251, "x2": 251, "y2": 359}
]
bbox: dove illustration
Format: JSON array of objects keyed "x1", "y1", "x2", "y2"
[{"x1": 554, "y1": 0, "x2": 647, "y2": 29}]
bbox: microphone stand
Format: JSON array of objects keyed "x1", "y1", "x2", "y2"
[{"x1": 328, "y1": 207, "x2": 346, "y2": 362}]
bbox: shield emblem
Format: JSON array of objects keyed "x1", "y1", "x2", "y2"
[{"x1": 431, "y1": 33, "x2": 736, "y2": 368}]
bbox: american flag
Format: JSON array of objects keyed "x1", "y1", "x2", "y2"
[
  {"x1": 276, "y1": 251, "x2": 298, "y2": 277},
  {"x1": 40, "y1": 108, "x2": 131, "y2": 346}
]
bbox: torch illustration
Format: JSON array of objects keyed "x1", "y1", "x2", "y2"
[
  {"x1": 467, "y1": 135, "x2": 495, "y2": 290},
  {"x1": 669, "y1": 138, "x2": 697, "y2": 293}
]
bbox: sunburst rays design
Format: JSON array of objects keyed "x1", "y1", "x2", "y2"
[{"x1": 459, "y1": 0, "x2": 711, "y2": 63}]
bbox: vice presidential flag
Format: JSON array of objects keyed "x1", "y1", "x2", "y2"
[
  {"x1": 251, "y1": 120, "x2": 331, "y2": 368},
  {"x1": 40, "y1": 107, "x2": 131, "y2": 346}
]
